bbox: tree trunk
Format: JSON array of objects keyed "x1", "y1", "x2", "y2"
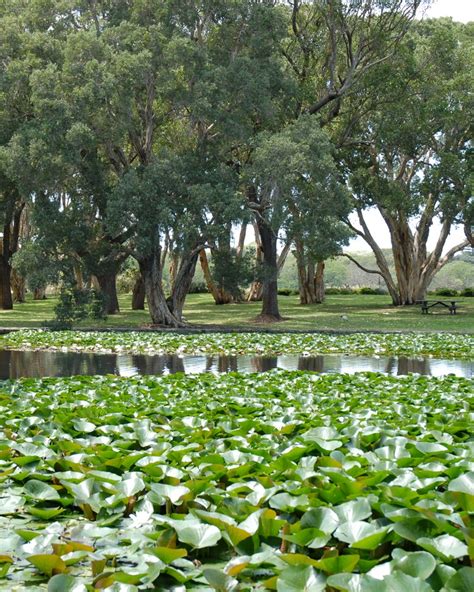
[
  {"x1": 199, "y1": 249, "x2": 233, "y2": 305},
  {"x1": 314, "y1": 261, "x2": 325, "y2": 303},
  {"x1": 11, "y1": 270, "x2": 26, "y2": 303},
  {"x1": 168, "y1": 248, "x2": 200, "y2": 320},
  {"x1": 0, "y1": 258, "x2": 13, "y2": 310},
  {"x1": 247, "y1": 221, "x2": 264, "y2": 301},
  {"x1": 255, "y1": 219, "x2": 282, "y2": 321},
  {"x1": 74, "y1": 262, "x2": 85, "y2": 290},
  {"x1": 295, "y1": 241, "x2": 325, "y2": 305},
  {"x1": 33, "y1": 287, "x2": 47, "y2": 300},
  {"x1": 95, "y1": 270, "x2": 120, "y2": 314},
  {"x1": 138, "y1": 248, "x2": 184, "y2": 327},
  {"x1": 131, "y1": 274, "x2": 145, "y2": 310}
]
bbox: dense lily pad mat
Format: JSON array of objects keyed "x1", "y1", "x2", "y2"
[
  {"x1": 1, "y1": 329, "x2": 473, "y2": 359},
  {"x1": 0, "y1": 372, "x2": 473, "y2": 591}
]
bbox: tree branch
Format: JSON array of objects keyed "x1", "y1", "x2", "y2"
[{"x1": 339, "y1": 253, "x2": 384, "y2": 276}]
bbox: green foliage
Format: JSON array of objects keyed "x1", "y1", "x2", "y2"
[
  {"x1": 44, "y1": 288, "x2": 107, "y2": 330},
  {"x1": 2, "y1": 329, "x2": 473, "y2": 359},
  {"x1": 431, "y1": 288, "x2": 459, "y2": 297},
  {"x1": 211, "y1": 247, "x2": 256, "y2": 299},
  {"x1": 358, "y1": 286, "x2": 386, "y2": 295},
  {"x1": 0, "y1": 370, "x2": 472, "y2": 588}
]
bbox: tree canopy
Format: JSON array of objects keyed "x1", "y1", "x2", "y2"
[{"x1": 1, "y1": 0, "x2": 471, "y2": 324}]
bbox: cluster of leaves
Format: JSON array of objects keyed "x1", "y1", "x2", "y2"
[
  {"x1": 1, "y1": 330, "x2": 473, "y2": 359},
  {"x1": 0, "y1": 371, "x2": 472, "y2": 591},
  {"x1": 44, "y1": 290, "x2": 107, "y2": 331}
]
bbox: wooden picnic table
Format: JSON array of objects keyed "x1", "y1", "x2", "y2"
[{"x1": 417, "y1": 300, "x2": 461, "y2": 315}]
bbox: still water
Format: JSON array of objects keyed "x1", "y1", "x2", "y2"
[{"x1": 0, "y1": 349, "x2": 471, "y2": 379}]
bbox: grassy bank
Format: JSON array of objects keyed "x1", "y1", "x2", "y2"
[{"x1": 0, "y1": 293, "x2": 473, "y2": 333}]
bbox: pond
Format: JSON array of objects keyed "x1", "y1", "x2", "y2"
[{"x1": 0, "y1": 348, "x2": 471, "y2": 378}]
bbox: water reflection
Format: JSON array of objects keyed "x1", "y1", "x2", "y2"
[{"x1": 0, "y1": 349, "x2": 471, "y2": 379}]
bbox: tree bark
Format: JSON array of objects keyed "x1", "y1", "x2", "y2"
[
  {"x1": 247, "y1": 221, "x2": 264, "y2": 301},
  {"x1": 255, "y1": 219, "x2": 282, "y2": 321},
  {"x1": 95, "y1": 270, "x2": 120, "y2": 314},
  {"x1": 314, "y1": 261, "x2": 325, "y2": 303},
  {"x1": 199, "y1": 249, "x2": 233, "y2": 305},
  {"x1": 138, "y1": 246, "x2": 184, "y2": 327},
  {"x1": 295, "y1": 240, "x2": 326, "y2": 305},
  {"x1": 11, "y1": 270, "x2": 26, "y2": 303},
  {"x1": 131, "y1": 274, "x2": 145, "y2": 310},
  {"x1": 168, "y1": 248, "x2": 200, "y2": 320},
  {"x1": 33, "y1": 287, "x2": 47, "y2": 300},
  {"x1": 0, "y1": 258, "x2": 13, "y2": 310}
]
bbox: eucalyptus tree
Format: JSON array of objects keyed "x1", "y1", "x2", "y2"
[
  {"x1": 246, "y1": 0, "x2": 426, "y2": 319},
  {"x1": 246, "y1": 116, "x2": 349, "y2": 318},
  {"x1": 343, "y1": 19, "x2": 473, "y2": 305}
]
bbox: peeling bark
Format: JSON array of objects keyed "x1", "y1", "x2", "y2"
[{"x1": 199, "y1": 249, "x2": 233, "y2": 305}]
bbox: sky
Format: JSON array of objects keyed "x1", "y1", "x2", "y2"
[
  {"x1": 346, "y1": 0, "x2": 472, "y2": 253},
  {"x1": 423, "y1": 0, "x2": 474, "y2": 23}
]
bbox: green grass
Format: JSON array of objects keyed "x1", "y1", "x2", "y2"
[{"x1": 1, "y1": 293, "x2": 473, "y2": 333}]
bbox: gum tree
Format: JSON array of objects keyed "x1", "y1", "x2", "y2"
[{"x1": 343, "y1": 19, "x2": 473, "y2": 305}]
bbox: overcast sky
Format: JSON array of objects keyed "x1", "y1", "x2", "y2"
[{"x1": 424, "y1": 0, "x2": 474, "y2": 23}]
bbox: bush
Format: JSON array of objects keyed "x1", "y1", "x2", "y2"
[
  {"x1": 326, "y1": 287, "x2": 356, "y2": 295},
  {"x1": 358, "y1": 286, "x2": 387, "y2": 295},
  {"x1": 189, "y1": 280, "x2": 208, "y2": 294},
  {"x1": 44, "y1": 288, "x2": 107, "y2": 330},
  {"x1": 278, "y1": 288, "x2": 292, "y2": 296},
  {"x1": 431, "y1": 288, "x2": 459, "y2": 297},
  {"x1": 460, "y1": 287, "x2": 474, "y2": 297}
]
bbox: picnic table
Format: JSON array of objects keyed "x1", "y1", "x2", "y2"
[{"x1": 417, "y1": 300, "x2": 461, "y2": 315}]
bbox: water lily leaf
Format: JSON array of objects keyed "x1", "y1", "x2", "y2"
[
  {"x1": 334, "y1": 499, "x2": 372, "y2": 523},
  {"x1": 269, "y1": 492, "x2": 309, "y2": 511},
  {"x1": 150, "y1": 483, "x2": 190, "y2": 505},
  {"x1": 154, "y1": 547, "x2": 187, "y2": 563},
  {"x1": 203, "y1": 568, "x2": 239, "y2": 592},
  {"x1": 0, "y1": 494, "x2": 24, "y2": 514},
  {"x1": 448, "y1": 472, "x2": 474, "y2": 495},
  {"x1": 29, "y1": 506, "x2": 65, "y2": 519},
  {"x1": 173, "y1": 522, "x2": 222, "y2": 549},
  {"x1": 27, "y1": 554, "x2": 67, "y2": 576},
  {"x1": 301, "y1": 507, "x2": 339, "y2": 533},
  {"x1": 313, "y1": 555, "x2": 360, "y2": 575},
  {"x1": 383, "y1": 572, "x2": 432, "y2": 591},
  {"x1": 391, "y1": 549, "x2": 436, "y2": 579},
  {"x1": 417, "y1": 535, "x2": 468, "y2": 560},
  {"x1": 72, "y1": 419, "x2": 96, "y2": 433},
  {"x1": 283, "y1": 528, "x2": 331, "y2": 549},
  {"x1": 442, "y1": 567, "x2": 474, "y2": 591},
  {"x1": 277, "y1": 565, "x2": 326, "y2": 592},
  {"x1": 334, "y1": 521, "x2": 388, "y2": 549},
  {"x1": 327, "y1": 573, "x2": 382, "y2": 592},
  {"x1": 48, "y1": 574, "x2": 87, "y2": 591}
]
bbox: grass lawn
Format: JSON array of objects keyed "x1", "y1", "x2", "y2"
[{"x1": 0, "y1": 292, "x2": 472, "y2": 333}]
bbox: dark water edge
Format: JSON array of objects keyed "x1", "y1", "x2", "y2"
[{"x1": 0, "y1": 349, "x2": 471, "y2": 379}]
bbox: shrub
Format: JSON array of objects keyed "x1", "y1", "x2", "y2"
[
  {"x1": 189, "y1": 280, "x2": 208, "y2": 294},
  {"x1": 44, "y1": 288, "x2": 107, "y2": 330},
  {"x1": 358, "y1": 286, "x2": 387, "y2": 295},
  {"x1": 432, "y1": 288, "x2": 459, "y2": 297},
  {"x1": 460, "y1": 287, "x2": 474, "y2": 297}
]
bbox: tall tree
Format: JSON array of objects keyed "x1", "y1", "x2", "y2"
[
  {"x1": 245, "y1": 116, "x2": 349, "y2": 319},
  {"x1": 343, "y1": 18, "x2": 473, "y2": 305},
  {"x1": 248, "y1": 0, "x2": 426, "y2": 320}
]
